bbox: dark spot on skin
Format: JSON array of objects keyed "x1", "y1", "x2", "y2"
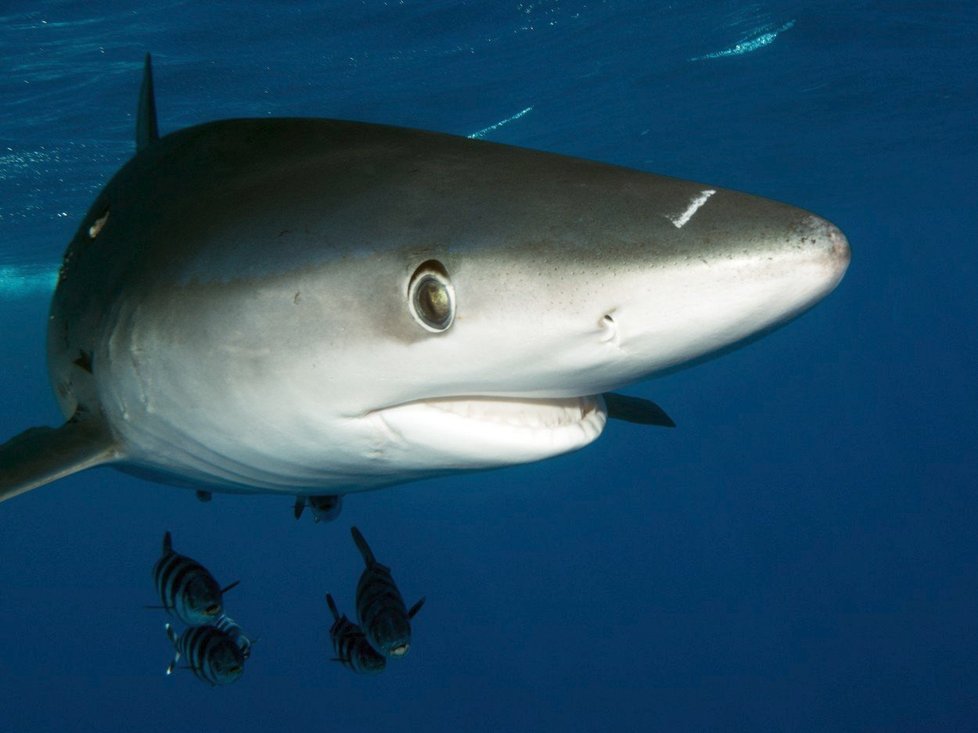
[
  {"x1": 278, "y1": 230, "x2": 292, "y2": 238},
  {"x1": 73, "y1": 350, "x2": 93, "y2": 374},
  {"x1": 196, "y1": 490, "x2": 212, "y2": 503},
  {"x1": 293, "y1": 292, "x2": 301, "y2": 304}
]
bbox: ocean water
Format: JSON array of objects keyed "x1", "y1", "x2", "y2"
[{"x1": 0, "y1": 1, "x2": 976, "y2": 731}]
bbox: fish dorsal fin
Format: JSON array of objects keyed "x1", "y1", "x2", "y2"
[
  {"x1": 350, "y1": 526, "x2": 376, "y2": 566},
  {"x1": 0, "y1": 413, "x2": 119, "y2": 504},
  {"x1": 602, "y1": 392, "x2": 676, "y2": 427},
  {"x1": 325, "y1": 593, "x2": 341, "y2": 621},
  {"x1": 136, "y1": 53, "x2": 159, "y2": 152},
  {"x1": 162, "y1": 531, "x2": 173, "y2": 555}
]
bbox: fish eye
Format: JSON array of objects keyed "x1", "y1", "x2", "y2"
[{"x1": 408, "y1": 260, "x2": 455, "y2": 333}]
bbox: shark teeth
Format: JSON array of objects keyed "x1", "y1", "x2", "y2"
[
  {"x1": 419, "y1": 396, "x2": 600, "y2": 430},
  {"x1": 369, "y1": 395, "x2": 608, "y2": 469}
]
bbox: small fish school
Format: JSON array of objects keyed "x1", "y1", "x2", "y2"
[{"x1": 152, "y1": 526, "x2": 424, "y2": 685}]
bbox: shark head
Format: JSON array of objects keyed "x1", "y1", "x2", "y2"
[
  {"x1": 63, "y1": 117, "x2": 848, "y2": 494},
  {"x1": 366, "y1": 188, "x2": 849, "y2": 473},
  {"x1": 0, "y1": 57, "x2": 849, "y2": 503}
]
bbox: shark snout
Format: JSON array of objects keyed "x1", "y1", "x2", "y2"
[
  {"x1": 588, "y1": 210, "x2": 851, "y2": 380},
  {"x1": 802, "y1": 215, "x2": 851, "y2": 287}
]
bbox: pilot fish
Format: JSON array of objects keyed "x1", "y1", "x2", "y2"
[
  {"x1": 325, "y1": 593, "x2": 386, "y2": 675},
  {"x1": 165, "y1": 623, "x2": 245, "y2": 686},
  {"x1": 351, "y1": 526, "x2": 425, "y2": 658},
  {"x1": 152, "y1": 531, "x2": 238, "y2": 626}
]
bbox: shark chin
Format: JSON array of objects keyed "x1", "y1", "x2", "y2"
[{"x1": 369, "y1": 395, "x2": 608, "y2": 467}]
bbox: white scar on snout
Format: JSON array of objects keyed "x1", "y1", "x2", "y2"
[{"x1": 667, "y1": 189, "x2": 716, "y2": 228}]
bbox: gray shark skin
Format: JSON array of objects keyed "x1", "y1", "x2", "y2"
[{"x1": 0, "y1": 56, "x2": 850, "y2": 503}]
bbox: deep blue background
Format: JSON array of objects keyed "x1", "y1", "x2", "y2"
[{"x1": 1, "y1": 2, "x2": 976, "y2": 731}]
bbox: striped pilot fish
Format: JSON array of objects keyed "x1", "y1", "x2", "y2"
[
  {"x1": 165, "y1": 623, "x2": 245, "y2": 686},
  {"x1": 325, "y1": 593, "x2": 386, "y2": 674},
  {"x1": 211, "y1": 613, "x2": 254, "y2": 660},
  {"x1": 152, "y1": 531, "x2": 239, "y2": 626},
  {"x1": 351, "y1": 526, "x2": 425, "y2": 658}
]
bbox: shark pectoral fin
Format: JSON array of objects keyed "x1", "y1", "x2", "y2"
[
  {"x1": 0, "y1": 416, "x2": 119, "y2": 503},
  {"x1": 603, "y1": 393, "x2": 676, "y2": 427}
]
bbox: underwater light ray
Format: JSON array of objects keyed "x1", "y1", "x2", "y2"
[{"x1": 691, "y1": 20, "x2": 796, "y2": 61}]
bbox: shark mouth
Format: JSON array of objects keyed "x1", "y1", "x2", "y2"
[{"x1": 369, "y1": 395, "x2": 608, "y2": 469}]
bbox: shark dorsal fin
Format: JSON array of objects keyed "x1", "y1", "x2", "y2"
[{"x1": 136, "y1": 53, "x2": 159, "y2": 152}]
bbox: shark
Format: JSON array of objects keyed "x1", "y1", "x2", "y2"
[{"x1": 0, "y1": 55, "x2": 850, "y2": 508}]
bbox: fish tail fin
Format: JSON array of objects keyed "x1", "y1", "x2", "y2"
[
  {"x1": 350, "y1": 526, "x2": 376, "y2": 566},
  {"x1": 164, "y1": 622, "x2": 181, "y2": 671},
  {"x1": 137, "y1": 53, "x2": 159, "y2": 152},
  {"x1": 164, "y1": 623, "x2": 181, "y2": 674},
  {"x1": 0, "y1": 414, "x2": 119, "y2": 504}
]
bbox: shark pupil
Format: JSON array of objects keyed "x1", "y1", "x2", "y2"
[{"x1": 418, "y1": 279, "x2": 449, "y2": 324}]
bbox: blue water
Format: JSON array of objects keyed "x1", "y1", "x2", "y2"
[{"x1": 1, "y1": 1, "x2": 976, "y2": 730}]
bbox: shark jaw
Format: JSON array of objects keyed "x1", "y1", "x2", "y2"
[{"x1": 368, "y1": 395, "x2": 608, "y2": 471}]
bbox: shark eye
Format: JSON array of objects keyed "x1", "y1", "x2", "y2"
[{"x1": 408, "y1": 260, "x2": 455, "y2": 333}]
